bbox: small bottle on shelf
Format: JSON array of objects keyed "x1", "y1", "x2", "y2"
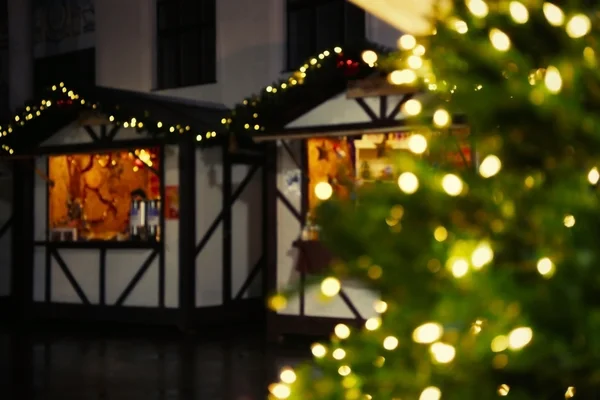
[
  {"x1": 129, "y1": 199, "x2": 141, "y2": 241},
  {"x1": 147, "y1": 199, "x2": 161, "y2": 241}
]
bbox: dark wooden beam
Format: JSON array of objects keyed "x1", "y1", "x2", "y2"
[
  {"x1": 99, "y1": 124, "x2": 107, "y2": 141},
  {"x1": 0, "y1": 215, "x2": 13, "y2": 239},
  {"x1": 233, "y1": 255, "x2": 264, "y2": 301},
  {"x1": 339, "y1": 289, "x2": 363, "y2": 320},
  {"x1": 83, "y1": 125, "x2": 100, "y2": 142},
  {"x1": 158, "y1": 145, "x2": 166, "y2": 308},
  {"x1": 264, "y1": 143, "x2": 279, "y2": 342},
  {"x1": 51, "y1": 249, "x2": 91, "y2": 305},
  {"x1": 354, "y1": 98, "x2": 379, "y2": 121},
  {"x1": 36, "y1": 137, "x2": 167, "y2": 155},
  {"x1": 106, "y1": 124, "x2": 121, "y2": 141},
  {"x1": 99, "y1": 248, "x2": 106, "y2": 306},
  {"x1": 379, "y1": 95, "x2": 388, "y2": 119},
  {"x1": 115, "y1": 250, "x2": 158, "y2": 306},
  {"x1": 222, "y1": 141, "x2": 233, "y2": 305},
  {"x1": 194, "y1": 164, "x2": 259, "y2": 256},
  {"x1": 276, "y1": 189, "x2": 302, "y2": 223},
  {"x1": 178, "y1": 135, "x2": 196, "y2": 330},
  {"x1": 387, "y1": 93, "x2": 414, "y2": 120},
  {"x1": 11, "y1": 159, "x2": 34, "y2": 320}
]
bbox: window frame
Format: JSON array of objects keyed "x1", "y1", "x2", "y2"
[
  {"x1": 156, "y1": 0, "x2": 217, "y2": 90},
  {"x1": 285, "y1": 0, "x2": 365, "y2": 71}
]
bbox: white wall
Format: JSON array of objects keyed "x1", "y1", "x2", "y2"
[
  {"x1": 0, "y1": 162, "x2": 12, "y2": 297},
  {"x1": 95, "y1": 0, "x2": 154, "y2": 91},
  {"x1": 275, "y1": 140, "x2": 379, "y2": 319},
  {"x1": 40, "y1": 121, "x2": 151, "y2": 147},
  {"x1": 32, "y1": 129, "x2": 179, "y2": 307},
  {"x1": 194, "y1": 148, "x2": 263, "y2": 307},
  {"x1": 286, "y1": 93, "x2": 428, "y2": 129},
  {"x1": 92, "y1": 0, "x2": 402, "y2": 108}
]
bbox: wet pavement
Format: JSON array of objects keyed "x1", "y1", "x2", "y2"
[{"x1": 0, "y1": 326, "x2": 313, "y2": 400}]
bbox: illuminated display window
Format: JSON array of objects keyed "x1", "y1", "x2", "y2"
[
  {"x1": 48, "y1": 148, "x2": 161, "y2": 241},
  {"x1": 306, "y1": 129, "x2": 471, "y2": 212}
]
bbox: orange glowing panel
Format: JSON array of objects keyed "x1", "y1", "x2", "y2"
[{"x1": 48, "y1": 149, "x2": 161, "y2": 241}]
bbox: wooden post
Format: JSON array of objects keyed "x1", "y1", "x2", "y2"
[
  {"x1": 222, "y1": 141, "x2": 232, "y2": 305},
  {"x1": 178, "y1": 136, "x2": 196, "y2": 331},
  {"x1": 11, "y1": 159, "x2": 34, "y2": 321}
]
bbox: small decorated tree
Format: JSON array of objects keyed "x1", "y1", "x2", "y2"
[{"x1": 268, "y1": 1, "x2": 600, "y2": 399}]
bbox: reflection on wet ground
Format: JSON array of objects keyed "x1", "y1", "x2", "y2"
[{"x1": 0, "y1": 326, "x2": 314, "y2": 400}]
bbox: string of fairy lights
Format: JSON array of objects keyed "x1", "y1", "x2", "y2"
[
  {"x1": 264, "y1": 1, "x2": 596, "y2": 399},
  {"x1": 0, "y1": 82, "x2": 221, "y2": 155}
]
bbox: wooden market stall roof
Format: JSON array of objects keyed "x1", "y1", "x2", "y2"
[
  {"x1": 0, "y1": 83, "x2": 230, "y2": 156},
  {"x1": 225, "y1": 42, "x2": 400, "y2": 144}
]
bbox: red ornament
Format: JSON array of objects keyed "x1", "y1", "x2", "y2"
[{"x1": 336, "y1": 53, "x2": 360, "y2": 77}]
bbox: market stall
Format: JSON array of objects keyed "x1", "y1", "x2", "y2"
[
  {"x1": 0, "y1": 84, "x2": 265, "y2": 328},
  {"x1": 227, "y1": 45, "x2": 473, "y2": 338}
]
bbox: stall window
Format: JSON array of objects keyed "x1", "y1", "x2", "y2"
[
  {"x1": 157, "y1": 0, "x2": 216, "y2": 89},
  {"x1": 48, "y1": 149, "x2": 162, "y2": 242},
  {"x1": 286, "y1": 0, "x2": 365, "y2": 70},
  {"x1": 307, "y1": 130, "x2": 472, "y2": 212}
]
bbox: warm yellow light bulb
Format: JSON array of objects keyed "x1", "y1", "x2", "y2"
[
  {"x1": 563, "y1": 214, "x2": 575, "y2": 228},
  {"x1": 453, "y1": 19, "x2": 468, "y2": 34},
  {"x1": 398, "y1": 34, "x2": 417, "y2": 50},
  {"x1": 332, "y1": 348, "x2": 346, "y2": 360},
  {"x1": 361, "y1": 50, "x2": 378, "y2": 65},
  {"x1": 565, "y1": 386, "x2": 576, "y2": 398},
  {"x1": 374, "y1": 300, "x2": 388, "y2": 313},
  {"x1": 398, "y1": 172, "x2": 419, "y2": 194},
  {"x1": 467, "y1": 0, "x2": 488, "y2": 17},
  {"x1": 442, "y1": 174, "x2": 463, "y2": 196},
  {"x1": 338, "y1": 365, "x2": 351, "y2": 376},
  {"x1": 543, "y1": 3, "x2": 564, "y2": 26},
  {"x1": 451, "y1": 258, "x2": 469, "y2": 278},
  {"x1": 479, "y1": 154, "x2": 502, "y2": 178},
  {"x1": 434, "y1": 226, "x2": 448, "y2": 242},
  {"x1": 491, "y1": 335, "x2": 509, "y2": 352},
  {"x1": 508, "y1": 327, "x2": 533, "y2": 350},
  {"x1": 403, "y1": 99, "x2": 422, "y2": 116},
  {"x1": 537, "y1": 257, "x2": 555, "y2": 277},
  {"x1": 471, "y1": 242, "x2": 494, "y2": 269},
  {"x1": 407, "y1": 134, "x2": 428, "y2": 154},
  {"x1": 588, "y1": 167, "x2": 600, "y2": 184},
  {"x1": 365, "y1": 317, "x2": 382, "y2": 331},
  {"x1": 321, "y1": 277, "x2": 341, "y2": 297},
  {"x1": 383, "y1": 336, "x2": 399, "y2": 350},
  {"x1": 280, "y1": 368, "x2": 297, "y2": 384},
  {"x1": 412, "y1": 322, "x2": 443, "y2": 344},
  {"x1": 544, "y1": 66, "x2": 562, "y2": 93},
  {"x1": 269, "y1": 383, "x2": 291, "y2": 399},
  {"x1": 566, "y1": 14, "x2": 591, "y2": 38},
  {"x1": 407, "y1": 55, "x2": 423, "y2": 69},
  {"x1": 311, "y1": 343, "x2": 327, "y2": 357},
  {"x1": 430, "y1": 342, "x2": 456, "y2": 363},
  {"x1": 334, "y1": 323, "x2": 351, "y2": 339},
  {"x1": 314, "y1": 181, "x2": 333, "y2": 200},
  {"x1": 509, "y1": 1, "x2": 529, "y2": 23},
  {"x1": 414, "y1": 45, "x2": 426, "y2": 56},
  {"x1": 489, "y1": 28, "x2": 511, "y2": 51},
  {"x1": 388, "y1": 69, "x2": 417, "y2": 85},
  {"x1": 433, "y1": 109, "x2": 451, "y2": 127},
  {"x1": 498, "y1": 384, "x2": 510, "y2": 396},
  {"x1": 419, "y1": 386, "x2": 442, "y2": 400}
]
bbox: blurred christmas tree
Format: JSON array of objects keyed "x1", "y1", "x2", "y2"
[{"x1": 268, "y1": 1, "x2": 600, "y2": 399}]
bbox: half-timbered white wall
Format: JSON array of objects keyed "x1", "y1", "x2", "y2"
[
  {"x1": 0, "y1": 162, "x2": 12, "y2": 297},
  {"x1": 276, "y1": 140, "x2": 379, "y2": 319},
  {"x1": 276, "y1": 93, "x2": 430, "y2": 319},
  {"x1": 32, "y1": 124, "x2": 179, "y2": 307},
  {"x1": 287, "y1": 92, "x2": 428, "y2": 129},
  {"x1": 195, "y1": 148, "x2": 263, "y2": 307}
]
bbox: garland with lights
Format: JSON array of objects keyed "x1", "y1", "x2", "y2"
[
  {"x1": 0, "y1": 83, "x2": 225, "y2": 155},
  {"x1": 266, "y1": 1, "x2": 600, "y2": 399},
  {"x1": 224, "y1": 42, "x2": 390, "y2": 139}
]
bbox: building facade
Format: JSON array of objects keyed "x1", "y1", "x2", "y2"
[{"x1": 0, "y1": 0, "x2": 403, "y2": 326}]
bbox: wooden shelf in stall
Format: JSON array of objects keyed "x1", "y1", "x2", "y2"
[{"x1": 33, "y1": 240, "x2": 161, "y2": 250}]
